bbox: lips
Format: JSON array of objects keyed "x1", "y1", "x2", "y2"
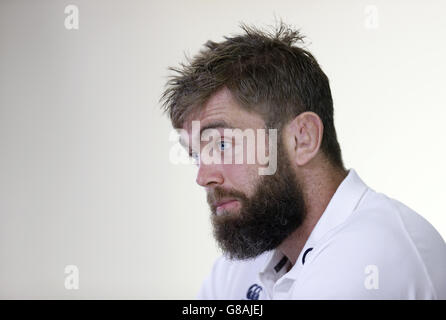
[{"x1": 214, "y1": 199, "x2": 240, "y2": 215}]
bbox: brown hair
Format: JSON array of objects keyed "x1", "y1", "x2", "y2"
[{"x1": 160, "y1": 21, "x2": 344, "y2": 168}]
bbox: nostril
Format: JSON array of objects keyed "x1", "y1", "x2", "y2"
[{"x1": 196, "y1": 165, "x2": 224, "y2": 187}]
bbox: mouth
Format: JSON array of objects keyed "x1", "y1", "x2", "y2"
[{"x1": 214, "y1": 199, "x2": 240, "y2": 216}]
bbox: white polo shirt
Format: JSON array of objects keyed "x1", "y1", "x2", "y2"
[{"x1": 196, "y1": 169, "x2": 446, "y2": 299}]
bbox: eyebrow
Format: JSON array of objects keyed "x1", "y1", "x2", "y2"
[
  {"x1": 179, "y1": 120, "x2": 235, "y2": 154},
  {"x1": 199, "y1": 120, "x2": 235, "y2": 136}
]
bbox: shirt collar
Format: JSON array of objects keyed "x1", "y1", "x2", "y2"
[{"x1": 259, "y1": 168, "x2": 369, "y2": 278}]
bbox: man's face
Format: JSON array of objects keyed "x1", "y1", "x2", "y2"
[{"x1": 182, "y1": 87, "x2": 306, "y2": 260}]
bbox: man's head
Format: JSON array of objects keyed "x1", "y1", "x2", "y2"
[{"x1": 160, "y1": 22, "x2": 344, "y2": 260}]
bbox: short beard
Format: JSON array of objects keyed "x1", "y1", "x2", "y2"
[{"x1": 207, "y1": 141, "x2": 306, "y2": 260}]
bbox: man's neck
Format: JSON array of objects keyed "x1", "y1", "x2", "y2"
[{"x1": 278, "y1": 166, "x2": 348, "y2": 267}]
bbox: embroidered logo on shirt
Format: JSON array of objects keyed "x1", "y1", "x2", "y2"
[{"x1": 246, "y1": 283, "x2": 263, "y2": 300}]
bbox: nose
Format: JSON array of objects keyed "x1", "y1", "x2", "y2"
[{"x1": 196, "y1": 163, "x2": 224, "y2": 187}]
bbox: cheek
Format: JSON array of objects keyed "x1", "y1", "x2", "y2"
[{"x1": 222, "y1": 163, "x2": 261, "y2": 196}]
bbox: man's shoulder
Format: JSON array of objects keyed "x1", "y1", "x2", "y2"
[
  {"x1": 298, "y1": 190, "x2": 446, "y2": 299},
  {"x1": 345, "y1": 190, "x2": 445, "y2": 256}
]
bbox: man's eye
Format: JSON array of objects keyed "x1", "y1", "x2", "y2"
[
  {"x1": 190, "y1": 151, "x2": 200, "y2": 164},
  {"x1": 218, "y1": 140, "x2": 231, "y2": 151}
]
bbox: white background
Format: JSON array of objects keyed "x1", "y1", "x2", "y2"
[{"x1": 0, "y1": 0, "x2": 445, "y2": 298}]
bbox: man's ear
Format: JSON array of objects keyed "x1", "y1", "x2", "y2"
[{"x1": 284, "y1": 112, "x2": 324, "y2": 166}]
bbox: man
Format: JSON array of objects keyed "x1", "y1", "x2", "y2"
[{"x1": 160, "y1": 22, "x2": 446, "y2": 299}]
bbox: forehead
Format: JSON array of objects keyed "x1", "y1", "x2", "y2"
[{"x1": 182, "y1": 87, "x2": 265, "y2": 132}]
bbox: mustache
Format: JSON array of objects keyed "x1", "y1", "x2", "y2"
[{"x1": 206, "y1": 187, "x2": 249, "y2": 210}]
